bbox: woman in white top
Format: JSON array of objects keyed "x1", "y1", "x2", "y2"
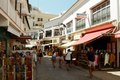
[{"x1": 65, "y1": 49, "x2": 72, "y2": 71}]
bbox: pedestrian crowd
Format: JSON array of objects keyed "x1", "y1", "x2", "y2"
[
  {"x1": 50, "y1": 47, "x2": 73, "y2": 71},
  {"x1": 37, "y1": 46, "x2": 96, "y2": 80}
]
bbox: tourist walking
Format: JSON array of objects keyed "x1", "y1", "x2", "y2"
[
  {"x1": 38, "y1": 49, "x2": 43, "y2": 64},
  {"x1": 64, "y1": 49, "x2": 72, "y2": 71},
  {"x1": 87, "y1": 47, "x2": 95, "y2": 79},
  {"x1": 51, "y1": 48, "x2": 58, "y2": 68},
  {"x1": 58, "y1": 48, "x2": 64, "y2": 68}
]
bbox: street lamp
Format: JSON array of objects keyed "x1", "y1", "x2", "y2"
[{"x1": 60, "y1": 23, "x2": 67, "y2": 28}]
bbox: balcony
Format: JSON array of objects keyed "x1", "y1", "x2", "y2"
[{"x1": 0, "y1": 0, "x2": 26, "y2": 33}]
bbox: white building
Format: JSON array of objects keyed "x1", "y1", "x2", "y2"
[
  {"x1": 0, "y1": 0, "x2": 31, "y2": 52},
  {"x1": 26, "y1": 7, "x2": 57, "y2": 49},
  {"x1": 44, "y1": 0, "x2": 120, "y2": 68},
  {"x1": 0, "y1": 0, "x2": 31, "y2": 79}
]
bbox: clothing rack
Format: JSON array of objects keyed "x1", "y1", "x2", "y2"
[{"x1": 1, "y1": 50, "x2": 37, "y2": 80}]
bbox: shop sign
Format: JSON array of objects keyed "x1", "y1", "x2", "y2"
[
  {"x1": 61, "y1": 40, "x2": 70, "y2": 43},
  {"x1": 53, "y1": 40, "x2": 57, "y2": 43},
  {"x1": 74, "y1": 34, "x2": 81, "y2": 40},
  {"x1": 44, "y1": 40, "x2": 52, "y2": 44},
  {"x1": 60, "y1": 36, "x2": 66, "y2": 43}
]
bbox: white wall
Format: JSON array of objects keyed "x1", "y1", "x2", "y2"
[
  {"x1": 44, "y1": 17, "x2": 62, "y2": 29},
  {"x1": 62, "y1": 0, "x2": 118, "y2": 35},
  {"x1": 110, "y1": 0, "x2": 118, "y2": 21}
]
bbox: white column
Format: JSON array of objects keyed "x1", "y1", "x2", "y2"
[
  {"x1": 73, "y1": 19, "x2": 76, "y2": 32},
  {"x1": 43, "y1": 30, "x2": 46, "y2": 38},
  {"x1": 86, "y1": 10, "x2": 91, "y2": 28},
  {"x1": 52, "y1": 29, "x2": 54, "y2": 37},
  {"x1": 37, "y1": 31, "x2": 39, "y2": 40}
]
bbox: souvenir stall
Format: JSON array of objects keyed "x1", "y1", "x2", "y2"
[
  {"x1": 73, "y1": 44, "x2": 88, "y2": 67},
  {"x1": 2, "y1": 50, "x2": 37, "y2": 80},
  {"x1": 73, "y1": 34, "x2": 117, "y2": 70},
  {"x1": 72, "y1": 23, "x2": 117, "y2": 70}
]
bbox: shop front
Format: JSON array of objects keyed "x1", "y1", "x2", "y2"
[
  {"x1": 73, "y1": 22, "x2": 117, "y2": 70},
  {"x1": 0, "y1": 27, "x2": 14, "y2": 80},
  {"x1": 115, "y1": 30, "x2": 120, "y2": 68},
  {"x1": 0, "y1": 27, "x2": 29, "y2": 80},
  {"x1": 41, "y1": 40, "x2": 52, "y2": 55},
  {"x1": 0, "y1": 28, "x2": 10, "y2": 56}
]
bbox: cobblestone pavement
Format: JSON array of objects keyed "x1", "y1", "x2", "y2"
[{"x1": 35, "y1": 57, "x2": 101, "y2": 80}]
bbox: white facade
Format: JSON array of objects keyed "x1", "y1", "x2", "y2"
[
  {"x1": 44, "y1": 0, "x2": 120, "y2": 67},
  {"x1": 27, "y1": 7, "x2": 57, "y2": 48},
  {"x1": 44, "y1": 0, "x2": 119, "y2": 36},
  {"x1": 62, "y1": 0, "x2": 118, "y2": 34}
]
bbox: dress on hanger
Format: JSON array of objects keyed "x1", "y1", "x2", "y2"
[{"x1": 104, "y1": 53, "x2": 109, "y2": 66}]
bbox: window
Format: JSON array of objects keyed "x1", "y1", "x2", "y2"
[
  {"x1": 35, "y1": 24, "x2": 38, "y2": 26},
  {"x1": 46, "y1": 30, "x2": 52, "y2": 37},
  {"x1": 39, "y1": 33, "x2": 43, "y2": 39},
  {"x1": 38, "y1": 18, "x2": 43, "y2": 21},
  {"x1": 39, "y1": 23, "x2": 43, "y2": 26},
  {"x1": 92, "y1": 0, "x2": 110, "y2": 25},
  {"x1": 66, "y1": 21, "x2": 73, "y2": 34},
  {"x1": 31, "y1": 32, "x2": 38, "y2": 40},
  {"x1": 76, "y1": 19, "x2": 85, "y2": 30},
  {"x1": 54, "y1": 29, "x2": 60, "y2": 36}
]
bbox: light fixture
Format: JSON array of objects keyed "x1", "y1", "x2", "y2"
[{"x1": 60, "y1": 23, "x2": 66, "y2": 28}]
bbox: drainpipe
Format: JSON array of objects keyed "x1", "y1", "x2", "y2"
[{"x1": 117, "y1": 0, "x2": 120, "y2": 68}]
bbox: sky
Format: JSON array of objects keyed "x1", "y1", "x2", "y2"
[{"x1": 29, "y1": 0, "x2": 77, "y2": 14}]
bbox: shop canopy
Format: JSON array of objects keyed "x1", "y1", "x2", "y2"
[
  {"x1": 73, "y1": 28, "x2": 112, "y2": 46},
  {"x1": 115, "y1": 30, "x2": 120, "y2": 38},
  {"x1": 60, "y1": 41, "x2": 77, "y2": 48}
]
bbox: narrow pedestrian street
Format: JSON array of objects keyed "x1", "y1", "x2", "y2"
[{"x1": 35, "y1": 57, "x2": 101, "y2": 80}]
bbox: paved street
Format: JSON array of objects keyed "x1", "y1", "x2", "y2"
[{"x1": 35, "y1": 57, "x2": 101, "y2": 80}]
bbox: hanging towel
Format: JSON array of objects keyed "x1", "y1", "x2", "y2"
[{"x1": 104, "y1": 53, "x2": 109, "y2": 66}]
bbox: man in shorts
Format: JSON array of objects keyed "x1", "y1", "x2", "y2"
[
  {"x1": 65, "y1": 49, "x2": 72, "y2": 71},
  {"x1": 87, "y1": 47, "x2": 95, "y2": 79}
]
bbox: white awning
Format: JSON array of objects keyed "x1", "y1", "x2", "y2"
[
  {"x1": 60, "y1": 41, "x2": 76, "y2": 48},
  {"x1": 25, "y1": 44, "x2": 35, "y2": 48},
  {"x1": 7, "y1": 26, "x2": 21, "y2": 37},
  {"x1": 41, "y1": 44, "x2": 51, "y2": 46}
]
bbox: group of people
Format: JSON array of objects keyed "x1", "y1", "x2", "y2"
[
  {"x1": 51, "y1": 48, "x2": 72, "y2": 71},
  {"x1": 37, "y1": 47, "x2": 73, "y2": 71},
  {"x1": 37, "y1": 46, "x2": 96, "y2": 79}
]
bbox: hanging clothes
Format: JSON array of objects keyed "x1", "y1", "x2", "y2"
[
  {"x1": 110, "y1": 53, "x2": 115, "y2": 63},
  {"x1": 94, "y1": 55, "x2": 99, "y2": 66},
  {"x1": 109, "y1": 53, "x2": 116, "y2": 68},
  {"x1": 104, "y1": 53, "x2": 109, "y2": 66}
]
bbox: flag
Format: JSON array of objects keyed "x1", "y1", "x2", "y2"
[{"x1": 75, "y1": 13, "x2": 87, "y2": 20}]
